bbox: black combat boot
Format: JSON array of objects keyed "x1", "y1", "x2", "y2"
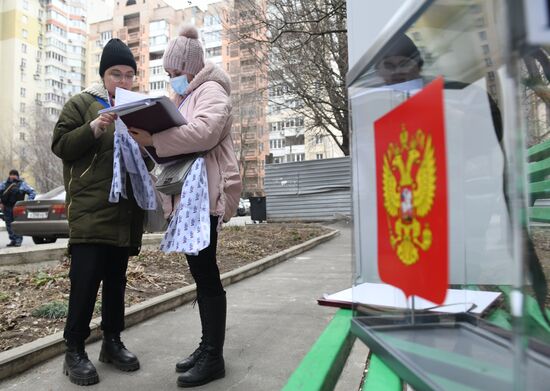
[
  {"x1": 63, "y1": 340, "x2": 100, "y2": 386},
  {"x1": 177, "y1": 294, "x2": 226, "y2": 388},
  {"x1": 176, "y1": 297, "x2": 208, "y2": 373},
  {"x1": 98, "y1": 332, "x2": 140, "y2": 371}
]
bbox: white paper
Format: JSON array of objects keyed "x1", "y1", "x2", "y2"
[{"x1": 324, "y1": 282, "x2": 501, "y2": 314}]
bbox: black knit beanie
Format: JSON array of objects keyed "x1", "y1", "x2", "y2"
[
  {"x1": 8, "y1": 169, "x2": 19, "y2": 177},
  {"x1": 99, "y1": 38, "x2": 137, "y2": 77}
]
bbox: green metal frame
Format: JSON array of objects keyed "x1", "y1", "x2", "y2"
[
  {"x1": 282, "y1": 309, "x2": 355, "y2": 391},
  {"x1": 283, "y1": 284, "x2": 550, "y2": 391}
]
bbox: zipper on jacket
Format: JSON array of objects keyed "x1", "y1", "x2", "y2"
[
  {"x1": 80, "y1": 153, "x2": 98, "y2": 178},
  {"x1": 67, "y1": 165, "x2": 74, "y2": 234}
]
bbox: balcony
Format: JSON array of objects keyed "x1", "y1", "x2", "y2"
[{"x1": 128, "y1": 31, "x2": 140, "y2": 42}]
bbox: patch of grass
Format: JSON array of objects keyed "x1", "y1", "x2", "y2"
[
  {"x1": 32, "y1": 272, "x2": 67, "y2": 287},
  {"x1": 0, "y1": 292, "x2": 9, "y2": 302},
  {"x1": 32, "y1": 301, "x2": 68, "y2": 319},
  {"x1": 94, "y1": 301, "x2": 101, "y2": 314}
]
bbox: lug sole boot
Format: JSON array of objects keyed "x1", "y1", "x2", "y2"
[
  {"x1": 99, "y1": 332, "x2": 140, "y2": 371},
  {"x1": 176, "y1": 297, "x2": 208, "y2": 373},
  {"x1": 177, "y1": 294, "x2": 226, "y2": 388},
  {"x1": 63, "y1": 342, "x2": 99, "y2": 386}
]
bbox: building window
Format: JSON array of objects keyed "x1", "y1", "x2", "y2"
[
  {"x1": 487, "y1": 71, "x2": 495, "y2": 81},
  {"x1": 206, "y1": 46, "x2": 222, "y2": 58},
  {"x1": 20, "y1": 132, "x2": 26, "y2": 141},
  {"x1": 20, "y1": 88, "x2": 26, "y2": 97},
  {"x1": 315, "y1": 135, "x2": 323, "y2": 144},
  {"x1": 22, "y1": 29, "x2": 28, "y2": 39},
  {"x1": 22, "y1": 0, "x2": 29, "y2": 10},
  {"x1": 149, "y1": 80, "x2": 167, "y2": 91},
  {"x1": 479, "y1": 31, "x2": 487, "y2": 40},
  {"x1": 21, "y1": 43, "x2": 27, "y2": 53},
  {"x1": 316, "y1": 153, "x2": 323, "y2": 160},
  {"x1": 100, "y1": 31, "x2": 112, "y2": 43},
  {"x1": 485, "y1": 57, "x2": 493, "y2": 67},
  {"x1": 482, "y1": 44, "x2": 490, "y2": 55},
  {"x1": 20, "y1": 102, "x2": 25, "y2": 112}
]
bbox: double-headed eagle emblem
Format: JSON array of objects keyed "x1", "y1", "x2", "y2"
[{"x1": 382, "y1": 125, "x2": 436, "y2": 265}]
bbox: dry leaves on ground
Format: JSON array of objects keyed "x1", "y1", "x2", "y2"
[{"x1": 0, "y1": 223, "x2": 330, "y2": 352}]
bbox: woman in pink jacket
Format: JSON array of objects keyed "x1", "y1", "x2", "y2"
[{"x1": 129, "y1": 25, "x2": 241, "y2": 388}]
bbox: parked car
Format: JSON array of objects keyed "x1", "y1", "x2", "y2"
[
  {"x1": 236, "y1": 198, "x2": 250, "y2": 216},
  {"x1": 11, "y1": 186, "x2": 68, "y2": 244}
]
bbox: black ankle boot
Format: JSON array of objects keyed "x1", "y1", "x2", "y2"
[
  {"x1": 99, "y1": 332, "x2": 140, "y2": 371},
  {"x1": 175, "y1": 342, "x2": 206, "y2": 373},
  {"x1": 63, "y1": 341, "x2": 99, "y2": 386},
  {"x1": 176, "y1": 297, "x2": 209, "y2": 373},
  {"x1": 177, "y1": 294, "x2": 226, "y2": 387}
]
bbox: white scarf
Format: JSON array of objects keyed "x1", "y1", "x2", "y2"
[
  {"x1": 109, "y1": 118, "x2": 157, "y2": 210},
  {"x1": 160, "y1": 157, "x2": 210, "y2": 255}
]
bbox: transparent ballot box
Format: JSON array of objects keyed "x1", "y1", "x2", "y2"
[{"x1": 348, "y1": 1, "x2": 550, "y2": 390}]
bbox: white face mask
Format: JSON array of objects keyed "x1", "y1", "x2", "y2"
[{"x1": 170, "y1": 74, "x2": 189, "y2": 95}]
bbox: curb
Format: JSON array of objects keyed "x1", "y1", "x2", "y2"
[
  {"x1": 0, "y1": 234, "x2": 165, "y2": 267},
  {"x1": 0, "y1": 229, "x2": 339, "y2": 381}
]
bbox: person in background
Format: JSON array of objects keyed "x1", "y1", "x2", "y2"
[
  {"x1": 52, "y1": 38, "x2": 152, "y2": 386},
  {"x1": 0, "y1": 169, "x2": 36, "y2": 247},
  {"x1": 374, "y1": 32, "x2": 424, "y2": 87},
  {"x1": 129, "y1": 25, "x2": 241, "y2": 388}
]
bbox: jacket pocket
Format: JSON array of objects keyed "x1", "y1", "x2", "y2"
[{"x1": 80, "y1": 153, "x2": 98, "y2": 178}]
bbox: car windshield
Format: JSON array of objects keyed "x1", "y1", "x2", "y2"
[{"x1": 35, "y1": 186, "x2": 65, "y2": 200}]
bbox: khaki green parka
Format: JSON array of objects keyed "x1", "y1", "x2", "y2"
[{"x1": 52, "y1": 84, "x2": 152, "y2": 255}]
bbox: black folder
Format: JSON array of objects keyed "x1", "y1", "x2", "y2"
[{"x1": 98, "y1": 96, "x2": 186, "y2": 134}]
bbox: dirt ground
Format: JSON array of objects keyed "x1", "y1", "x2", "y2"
[{"x1": 0, "y1": 223, "x2": 330, "y2": 352}]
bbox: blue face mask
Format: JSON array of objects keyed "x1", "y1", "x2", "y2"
[{"x1": 170, "y1": 74, "x2": 189, "y2": 95}]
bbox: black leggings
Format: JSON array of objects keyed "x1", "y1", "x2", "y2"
[
  {"x1": 185, "y1": 215, "x2": 225, "y2": 298},
  {"x1": 64, "y1": 244, "x2": 129, "y2": 344}
]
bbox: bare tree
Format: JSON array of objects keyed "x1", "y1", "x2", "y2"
[
  {"x1": 521, "y1": 47, "x2": 550, "y2": 146},
  {"x1": 225, "y1": 0, "x2": 349, "y2": 155},
  {"x1": 18, "y1": 105, "x2": 62, "y2": 192}
]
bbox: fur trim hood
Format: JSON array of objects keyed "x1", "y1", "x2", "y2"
[{"x1": 83, "y1": 83, "x2": 110, "y2": 101}]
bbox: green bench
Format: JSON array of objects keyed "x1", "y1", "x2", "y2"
[
  {"x1": 528, "y1": 139, "x2": 550, "y2": 222},
  {"x1": 282, "y1": 290, "x2": 550, "y2": 391},
  {"x1": 282, "y1": 309, "x2": 403, "y2": 391}
]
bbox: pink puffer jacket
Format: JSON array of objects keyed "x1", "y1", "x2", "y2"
[{"x1": 151, "y1": 62, "x2": 242, "y2": 222}]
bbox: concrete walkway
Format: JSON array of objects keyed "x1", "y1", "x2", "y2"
[{"x1": 0, "y1": 221, "x2": 366, "y2": 390}]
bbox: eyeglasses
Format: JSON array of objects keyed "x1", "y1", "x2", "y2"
[{"x1": 108, "y1": 71, "x2": 136, "y2": 83}]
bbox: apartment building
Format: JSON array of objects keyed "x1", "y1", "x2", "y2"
[
  {"x1": 87, "y1": 0, "x2": 213, "y2": 98},
  {"x1": 0, "y1": 0, "x2": 87, "y2": 180},
  {"x1": 222, "y1": 0, "x2": 268, "y2": 197}
]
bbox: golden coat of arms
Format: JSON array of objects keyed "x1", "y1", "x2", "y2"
[{"x1": 382, "y1": 126, "x2": 437, "y2": 266}]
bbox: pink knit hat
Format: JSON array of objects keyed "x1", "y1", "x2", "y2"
[{"x1": 163, "y1": 25, "x2": 205, "y2": 76}]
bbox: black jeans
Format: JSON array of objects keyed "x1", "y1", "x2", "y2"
[
  {"x1": 64, "y1": 244, "x2": 129, "y2": 344},
  {"x1": 185, "y1": 216, "x2": 225, "y2": 298}
]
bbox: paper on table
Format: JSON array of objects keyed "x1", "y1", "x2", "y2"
[{"x1": 321, "y1": 282, "x2": 501, "y2": 314}]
